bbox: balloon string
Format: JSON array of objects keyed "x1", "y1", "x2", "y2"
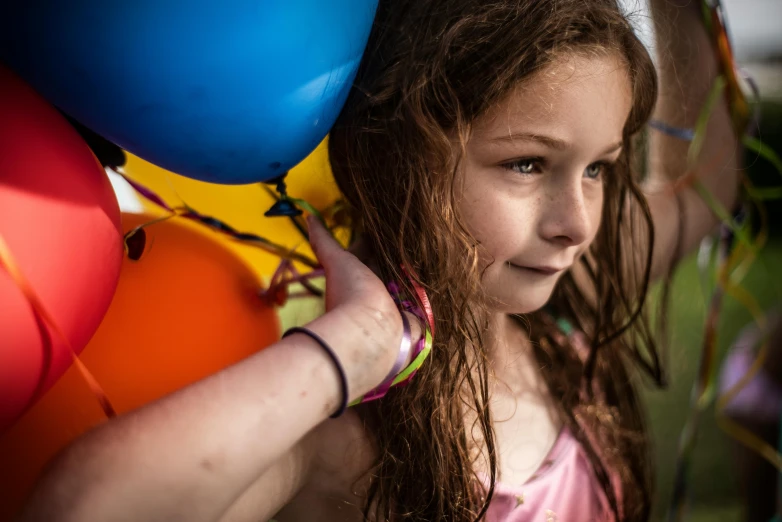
[
  {"x1": 260, "y1": 184, "x2": 309, "y2": 240},
  {"x1": 667, "y1": 223, "x2": 732, "y2": 522},
  {"x1": 115, "y1": 167, "x2": 348, "y2": 308},
  {"x1": 260, "y1": 258, "x2": 325, "y2": 307},
  {"x1": 667, "y1": 2, "x2": 782, "y2": 516},
  {"x1": 114, "y1": 168, "x2": 320, "y2": 268},
  {"x1": 705, "y1": 0, "x2": 751, "y2": 135},
  {"x1": 715, "y1": 339, "x2": 782, "y2": 472},
  {"x1": 0, "y1": 233, "x2": 116, "y2": 420}
]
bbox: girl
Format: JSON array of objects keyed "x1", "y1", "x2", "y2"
[{"x1": 16, "y1": 0, "x2": 740, "y2": 520}]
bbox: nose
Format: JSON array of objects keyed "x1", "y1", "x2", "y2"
[{"x1": 538, "y1": 176, "x2": 593, "y2": 248}]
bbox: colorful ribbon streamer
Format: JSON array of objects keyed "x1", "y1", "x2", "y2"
[
  {"x1": 116, "y1": 169, "x2": 320, "y2": 269},
  {"x1": 0, "y1": 232, "x2": 116, "y2": 423},
  {"x1": 667, "y1": 1, "x2": 782, "y2": 519}
]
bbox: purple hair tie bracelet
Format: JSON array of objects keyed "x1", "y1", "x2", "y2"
[{"x1": 283, "y1": 327, "x2": 349, "y2": 418}]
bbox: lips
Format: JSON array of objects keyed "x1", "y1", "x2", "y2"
[{"x1": 508, "y1": 263, "x2": 566, "y2": 275}]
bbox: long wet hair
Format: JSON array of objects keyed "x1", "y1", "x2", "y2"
[{"x1": 328, "y1": 1, "x2": 663, "y2": 520}]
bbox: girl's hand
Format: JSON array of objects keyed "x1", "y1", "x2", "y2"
[
  {"x1": 305, "y1": 216, "x2": 408, "y2": 391},
  {"x1": 307, "y1": 216, "x2": 396, "y2": 317}
]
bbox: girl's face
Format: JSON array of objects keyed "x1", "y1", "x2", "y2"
[{"x1": 457, "y1": 53, "x2": 632, "y2": 314}]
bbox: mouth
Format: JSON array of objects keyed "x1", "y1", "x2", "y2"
[{"x1": 508, "y1": 263, "x2": 565, "y2": 276}]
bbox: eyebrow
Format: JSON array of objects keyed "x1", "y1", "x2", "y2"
[{"x1": 489, "y1": 132, "x2": 623, "y2": 155}]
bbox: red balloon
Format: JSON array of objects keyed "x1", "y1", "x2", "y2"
[{"x1": 0, "y1": 64, "x2": 123, "y2": 431}]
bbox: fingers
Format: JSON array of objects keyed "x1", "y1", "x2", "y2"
[{"x1": 307, "y1": 215, "x2": 345, "y2": 269}]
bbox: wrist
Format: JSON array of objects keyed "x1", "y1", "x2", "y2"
[
  {"x1": 403, "y1": 311, "x2": 424, "y2": 362},
  {"x1": 305, "y1": 304, "x2": 402, "y2": 399},
  {"x1": 350, "y1": 310, "x2": 428, "y2": 404}
]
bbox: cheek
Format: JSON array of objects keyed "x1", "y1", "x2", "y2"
[
  {"x1": 583, "y1": 188, "x2": 605, "y2": 248},
  {"x1": 458, "y1": 175, "x2": 537, "y2": 262}
]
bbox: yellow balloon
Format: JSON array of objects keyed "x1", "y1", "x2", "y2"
[
  {"x1": 119, "y1": 139, "x2": 341, "y2": 278},
  {"x1": 285, "y1": 139, "x2": 342, "y2": 211}
]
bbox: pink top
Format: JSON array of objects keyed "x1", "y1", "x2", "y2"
[{"x1": 484, "y1": 428, "x2": 614, "y2": 522}]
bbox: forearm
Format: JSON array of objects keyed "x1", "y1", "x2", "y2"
[
  {"x1": 646, "y1": 0, "x2": 741, "y2": 274},
  {"x1": 17, "y1": 306, "x2": 401, "y2": 522}
]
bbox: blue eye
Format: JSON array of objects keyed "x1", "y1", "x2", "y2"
[
  {"x1": 505, "y1": 158, "x2": 542, "y2": 175},
  {"x1": 584, "y1": 162, "x2": 606, "y2": 180}
]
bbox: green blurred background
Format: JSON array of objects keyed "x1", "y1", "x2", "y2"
[{"x1": 645, "y1": 100, "x2": 782, "y2": 521}]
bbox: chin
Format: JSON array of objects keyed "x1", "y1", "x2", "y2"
[{"x1": 488, "y1": 286, "x2": 556, "y2": 315}]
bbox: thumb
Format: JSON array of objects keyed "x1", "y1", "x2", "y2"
[{"x1": 307, "y1": 215, "x2": 345, "y2": 269}]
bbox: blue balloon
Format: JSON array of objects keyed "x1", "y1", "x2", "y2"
[{"x1": 0, "y1": 1, "x2": 378, "y2": 184}]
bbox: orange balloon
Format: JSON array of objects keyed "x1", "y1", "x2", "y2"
[{"x1": 0, "y1": 213, "x2": 279, "y2": 520}]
